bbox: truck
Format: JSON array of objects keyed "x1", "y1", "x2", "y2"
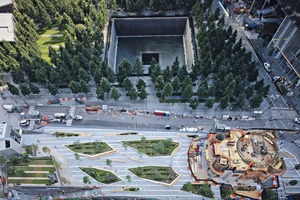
[
  {"x1": 216, "y1": 124, "x2": 231, "y2": 132},
  {"x1": 3, "y1": 105, "x2": 14, "y2": 112},
  {"x1": 274, "y1": 76, "x2": 288, "y2": 94}
]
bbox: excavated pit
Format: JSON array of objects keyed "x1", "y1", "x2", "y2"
[{"x1": 107, "y1": 17, "x2": 196, "y2": 74}]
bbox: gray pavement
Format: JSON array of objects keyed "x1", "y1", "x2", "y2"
[{"x1": 22, "y1": 127, "x2": 212, "y2": 199}]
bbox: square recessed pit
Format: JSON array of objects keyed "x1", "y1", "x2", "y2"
[{"x1": 106, "y1": 17, "x2": 196, "y2": 74}]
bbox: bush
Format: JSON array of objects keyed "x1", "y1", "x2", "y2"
[{"x1": 289, "y1": 180, "x2": 298, "y2": 186}]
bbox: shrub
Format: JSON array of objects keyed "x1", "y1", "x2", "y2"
[{"x1": 289, "y1": 180, "x2": 298, "y2": 186}]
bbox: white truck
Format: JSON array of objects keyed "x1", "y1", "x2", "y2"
[{"x1": 3, "y1": 105, "x2": 14, "y2": 112}]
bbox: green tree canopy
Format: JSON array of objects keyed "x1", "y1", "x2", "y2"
[{"x1": 111, "y1": 86, "x2": 121, "y2": 101}]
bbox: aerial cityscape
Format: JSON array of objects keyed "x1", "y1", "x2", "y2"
[{"x1": 0, "y1": 0, "x2": 300, "y2": 199}]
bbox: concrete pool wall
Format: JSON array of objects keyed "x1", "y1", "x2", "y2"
[{"x1": 106, "y1": 17, "x2": 196, "y2": 74}]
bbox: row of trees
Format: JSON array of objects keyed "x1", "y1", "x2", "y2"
[
  {"x1": 1, "y1": 0, "x2": 110, "y2": 96},
  {"x1": 114, "y1": 0, "x2": 197, "y2": 12}
]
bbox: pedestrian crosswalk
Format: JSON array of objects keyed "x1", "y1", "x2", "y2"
[
  {"x1": 29, "y1": 106, "x2": 35, "y2": 112},
  {"x1": 66, "y1": 106, "x2": 76, "y2": 126},
  {"x1": 270, "y1": 108, "x2": 299, "y2": 120}
]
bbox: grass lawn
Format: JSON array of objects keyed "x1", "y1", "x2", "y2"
[
  {"x1": 66, "y1": 141, "x2": 112, "y2": 155},
  {"x1": 37, "y1": 28, "x2": 65, "y2": 62},
  {"x1": 9, "y1": 179, "x2": 52, "y2": 185},
  {"x1": 181, "y1": 182, "x2": 214, "y2": 198},
  {"x1": 129, "y1": 166, "x2": 178, "y2": 184},
  {"x1": 54, "y1": 132, "x2": 80, "y2": 137},
  {"x1": 80, "y1": 167, "x2": 120, "y2": 184},
  {"x1": 8, "y1": 157, "x2": 56, "y2": 185},
  {"x1": 122, "y1": 139, "x2": 179, "y2": 156}
]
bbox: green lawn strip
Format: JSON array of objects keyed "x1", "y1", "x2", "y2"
[
  {"x1": 9, "y1": 179, "x2": 52, "y2": 185},
  {"x1": 66, "y1": 142, "x2": 112, "y2": 155},
  {"x1": 27, "y1": 160, "x2": 53, "y2": 165},
  {"x1": 80, "y1": 167, "x2": 120, "y2": 184},
  {"x1": 9, "y1": 172, "x2": 49, "y2": 178},
  {"x1": 37, "y1": 28, "x2": 65, "y2": 62},
  {"x1": 10, "y1": 166, "x2": 55, "y2": 173},
  {"x1": 122, "y1": 139, "x2": 179, "y2": 156},
  {"x1": 181, "y1": 183, "x2": 214, "y2": 198},
  {"x1": 129, "y1": 166, "x2": 178, "y2": 184}
]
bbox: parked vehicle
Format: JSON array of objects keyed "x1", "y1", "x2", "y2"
[
  {"x1": 73, "y1": 115, "x2": 83, "y2": 120},
  {"x1": 264, "y1": 62, "x2": 272, "y2": 73},
  {"x1": 19, "y1": 119, "x2": 30, "y2": 127},
  {"x1": 3, "y1": 105, "x2": 14, "y2": 112},
  {"x1": 294, "y1": 118, "x2": 300, "y2": 124}
]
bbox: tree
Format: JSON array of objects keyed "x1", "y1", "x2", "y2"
[
  {"x1": 171, "y1": 76, "x2": 181, "y2": 92},
  {"x1": 163, "y1": 66, "x2": 172, "y2": 82},
  {"x1": 7, "y1": 83, "x2": 19, "y2": 95},
  {"x1": 83, "y1": 176, "x2": 91, "y2": 184},
  {"x1": 109, "y1": 0, "x2": 117, "y2": 10},
  {"x1": 182, "y1": 84, "x2": 193, "y2": 99},
  {"x1": 155, "y1": 75, "x2": 165, "y2": 93},
  {"x1": 11, "y1": 68, "x2": 25, "y2": 83},
  {"x1": 19, "y1": 83, "x2": 31, "y2": 96},
  {"x1": 189, "y1": 98, "x2": 199, "y2": 110},
  {"x1": 117, "y1": 58, "x2": 132, "y2": 85},
  {"x1": 139, "y1": 86, "x2": 148, "y2": 100},
  {"x1": 171, "y1": 56, "x2": 180, "y2": 77},
  {"x1": 178, "y1": 65, "x2": 188, "y2": 82},
  {"x1": 161, "y1": 83, "x2": 173, "y2": 98},
  {"x1": 207, "y1": 84, "x2": 216, "y2": 97},
  {"x1": 136, "y1": 79, "x2": 146, "y2": 92},
  {"x1": 249, "y1": 94, "x2": 263, "y2": 109},
  {"x1": 295, "y1": 164, "x2": 300, "y2": 170},
  {"x1": 126, "y1": 175, "x2": 132, "y2": 183},
  {"x1": 149, "y1": 62, "x2": 161, "y2": 83},
  {"x1": 96, "y1": 84, "x2": 105, "y2": 100},
  {"x1": 29, "y1": 82, "x2": 40, "y2": 94},
  {"x1": 100, "y1": 78, "x2": 111, "y2": 94},
  {"x1": 106, "y1": 159, "x2": 112, "y2": 166},
  {"x1": 220, "y1": 95, "x2": 229, "y2": 109},
  {"x1": 78, "y1": 68, "x2": 90, "y2": 83},
  {"x1": 69, "y1": 81, "x2": 80, "y2": 93},
  {"x1": 42, "y1": 147, "x2": 51, "y2": 154},
  {"x1": 75, "y1": 153, "x2": 80, "y2": 160},
  {"x1": 289, "y1": 180, "x2": 298, "y2": 186},
  {"x1": 123, "y1": 78, "x2": 133, "y2": 91},
  {"x1": 133, "y1": 57, "x2": 143, "y2": 77},
  {"x1": 47, "y1": 82, "x2": 58, "y2": 95},
  {"x1": 205, "y1": 98, "x2": 214, "y2": 109},
  {"x1": 111, "y1": 86, "x2": 121, "y2": 101},
  {"x1": 128, "y1": 87, "x2": 138, "y2": 100},
  {"x1": 79, "y1": 79, "x2": 90, "y2": 93}
]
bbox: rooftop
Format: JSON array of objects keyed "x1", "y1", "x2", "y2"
[
  {"x1": 0, "y1": 13, "x2": 15, "y2": 42},
  {"x1": 0, "y1": 0, "x2": 13, "y2": 8}
]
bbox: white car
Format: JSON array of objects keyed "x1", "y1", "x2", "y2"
[
  {"x1": 73, "y1": 115, "x2": 83, "y2": 120},
  {"x1": 264, "y1": 62, "x2": 272, "y2": 73},
  {"x1": 19, "y1": 119, "x2": 30, "y2": 127},
  {"x1": 294, "y1": 118, "x2": 300, "y2": 124}
]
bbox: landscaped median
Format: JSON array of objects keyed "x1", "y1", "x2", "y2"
[
  {"x1": 65, "y1": 140, "x2": 116, "y2": 158},
  {"x1": 8, "y1": 156, "x2": 57, "y2": 186},
  {"x1": 128, "y1": 166, "x2": 181, "y2": 186},
  {"x1": 121, "y1": 137, "x2": 180, "y2": 156},
  {"x1": 79, "y1": 167, "x2": 121, "y2": 184}
]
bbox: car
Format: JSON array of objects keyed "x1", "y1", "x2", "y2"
[
  {"x1": 73, "y1": 115, "x2": 83, "y2": 120},
  {"x1": 19, "y1": 119, "x2": 30, "y2": 127},
  {"x1": 264, "y1": 62, "x2": 272, "y2": 73},
  {"x1": 165, "y1": 125, "x2": 171, "y2": 130},
  {"x1": 294, "y1": 118, "x2": 300, "y2": 124}
]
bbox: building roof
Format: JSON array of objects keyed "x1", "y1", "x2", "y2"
[
  {"x1": 0, "y1": 0, "x2": 13, "y2": 8},
  {"x1": 281, "y1": 0, "x2": 300, "y2": 29},
  {"x1": 0, "y1": 13, "x2": 15, "y2": 42}
]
